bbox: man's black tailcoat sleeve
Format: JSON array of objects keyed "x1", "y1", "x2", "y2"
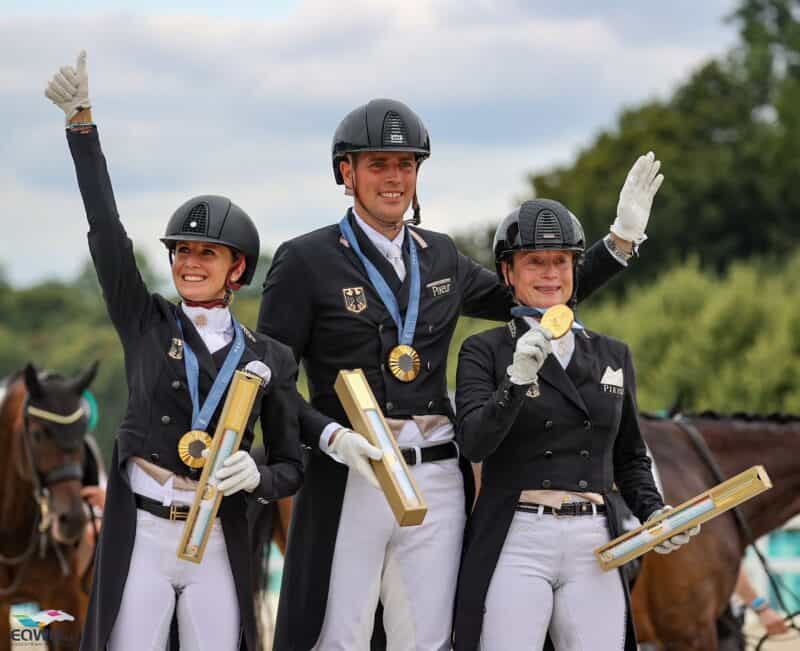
[
  {"x1": 250, "y1": 344, "x2": 304, "y2": 501},
  {"x1": 457, "y1": 238, "x2": 624, "y2": 324},
  {"x1": 258, "y1": 240, "x2": 335, "y2": 448}
]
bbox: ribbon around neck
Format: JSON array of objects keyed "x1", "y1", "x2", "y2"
[
  {"x1": 176, "y1": 313, "x2": 245, "y2": 431},
  {"x1": 511, "y1": 305, "x2": 585, "y2": 331},
  {"x1": 339, "y1": 215, "x2": 421, "y2": 347}
]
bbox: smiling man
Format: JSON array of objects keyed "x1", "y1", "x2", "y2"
[{"x1": 257, "y1": 98, "x2": 661, "y2": 651}]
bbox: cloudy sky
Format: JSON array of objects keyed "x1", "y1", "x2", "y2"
[{"x1": 2, "y1": 0, "x2": 738, "y2": 287}]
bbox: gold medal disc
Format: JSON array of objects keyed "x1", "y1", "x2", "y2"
[
  {"x1": 178, "y1": 430, "x2": 213, "y2": 468},
  {"x1": 388, "y1": 345, "x2": 421, "y2": 382},
  {"x1": 540, "y1": 304, "x2": 574, "y2": 339}
]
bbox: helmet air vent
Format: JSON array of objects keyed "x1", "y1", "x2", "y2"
[
  {"x1": 382, "y1": 111, "x2": 409, "y2": 146},
  {"x1": 534, "y1": 209, "x2": 563, "y2": 247},
  {"x1": 182, "y1": 203, "x2": 208, "y2": 235}
]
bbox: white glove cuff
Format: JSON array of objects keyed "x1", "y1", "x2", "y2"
[{"x1": 609, "y1": 222, "x2": 648, "y2": 246}]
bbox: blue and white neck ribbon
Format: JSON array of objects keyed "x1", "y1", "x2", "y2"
[
  {"x1": 339, "y1": 215, "x2": 421, "y2": 347},
  {"x1": 176, "y1": 314, "x2": 245, "y2": 431},
  {"x1": 511, "y1": 305, "x2": 585, "y2": 331}
]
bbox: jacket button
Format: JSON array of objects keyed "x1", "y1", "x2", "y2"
[
  {"x1": 541, "y1": 479, "x2": 552, "y2": 488},
  {"x1": 150, "y1": 452, "x2": 159, "y2": 463},
  {"x1": 580, "y1": 449, "x2": 590, "y2": 459},
  {"x1": 583, "y1": 420, "x2": 592, "y2": 430},
  {"x1": 171, "y1": 380, "x2": 181, "y2": 390},
  {"x1": 578, "y1": 480, "x2": 588, "y2": 490},
  {"x1": 544, "y1": 450, "x2": 553, "y2": 459},
  {"x1": 161, "y1": 415, "x2": 171, "y2": 425},
  {"x1": 378, "y1": 324, "x2": 384, "y2": 333},
  {"x1": 386, "y1": 402, "x2": 394, "y2": 411},
  {"x1": 544, "y1": 420, "x2": 553, "y2": 430},
  {"x1": 427, "y1": 400, "x2": 434, "y2": 410}
]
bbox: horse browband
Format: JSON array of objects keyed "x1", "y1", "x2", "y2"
[{"x1": 27, "y1": 405, "x2": 85, "y2": 425}]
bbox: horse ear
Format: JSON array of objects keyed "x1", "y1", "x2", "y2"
[
  {"x1": 71, "y1": 360, "x2": 100, "y2": 395},
  {"x1": 24, "y1": 363, "x2": 43, "y2": 399}
]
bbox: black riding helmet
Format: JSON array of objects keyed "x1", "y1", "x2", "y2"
[
  {"x1": 493, "y1": 199, "x2": 586, "y2": 305},
  {"x1": 332, "y1": 99, "x2": 431, "y2": 224},
  {"x1": 160, "y1": 195, "x2": 260, "y2": 286}
]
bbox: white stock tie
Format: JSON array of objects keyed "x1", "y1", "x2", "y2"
[{"x1": 386, "y1": 245, "x2": 406, "y2": 283}]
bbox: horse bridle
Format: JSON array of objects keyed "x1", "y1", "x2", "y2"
[
  {"x1": 673, "y1": 415, "x2": 800, "y2": 647},
  {"x1": 0, "y1": 397, "x2": 87, "y2": 597}
]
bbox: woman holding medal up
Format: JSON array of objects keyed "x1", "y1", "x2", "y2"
[
  {"x1": 453, "y1": 199, "x2": 699, "y2": 650},
  {"x1": 45, "y1": 52, "x2": 303, "y2": 651}
]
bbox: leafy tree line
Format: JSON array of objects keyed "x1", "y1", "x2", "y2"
[{"x1": 455, "y1": 0, "x2": 800, "y2": 287}]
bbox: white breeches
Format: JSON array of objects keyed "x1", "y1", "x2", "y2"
[
  {"x1": 480, "y1": 510, "x2": 626, "y2": 651},
  {"x1": 313, "y1": 455, "x2": 465, "y2": 651},
  {"x1": 107, "y1": 509, "x2": 240, "y2": 651}
]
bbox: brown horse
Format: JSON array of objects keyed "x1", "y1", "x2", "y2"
[
  {"x1": 0, "y1": 363, "x2": 98, "y2": 651},
  {"x1": 633, "y1": 413, "x2": 800, "y2": 651}
]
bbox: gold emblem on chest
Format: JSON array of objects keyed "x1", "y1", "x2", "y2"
[{"x1": 343, "y1": 287, "x2": 368, "y2": 313}]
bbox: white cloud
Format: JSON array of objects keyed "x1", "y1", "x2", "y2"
[{"x1": 0, "y1": 1, "x2": 738, "y2": 286}]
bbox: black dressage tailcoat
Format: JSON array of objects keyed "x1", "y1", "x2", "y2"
[
  {"x1": 67, "y1": 128, "x2": 303, "y2": 651},
  {"x1": 453, "y1": 318, "x2": 664, "y2": 650},
  {"x1": 257, "y1": 209, "x2": 624, "y2": 650}
]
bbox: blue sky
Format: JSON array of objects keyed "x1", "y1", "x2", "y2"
[{"x1": 1, "y1": 1, "x2": 738, "y2": 287}]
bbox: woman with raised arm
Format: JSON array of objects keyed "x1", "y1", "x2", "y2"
[
  {"x1": 45, "y1": 52, "x2": 303, "y2": 651},
  {"x1": 453, "y1": 199, "x2": 699, "y2": 650}
]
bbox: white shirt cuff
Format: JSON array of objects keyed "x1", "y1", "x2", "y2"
[
  {"x1": 320, "y1": 422, "x2": 345, "y2": 462},
  {"x1": 603, "y1": 233, "x2": 631, "y2": 267}
]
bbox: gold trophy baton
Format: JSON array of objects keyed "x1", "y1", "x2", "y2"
[
  {"x1": 595, "y1": 465, "x2": 771, "y2": 571},
  {"x1": 177, "y1": 362, "x2": 271, "y2": 563},
  {"x1": 335, "y1": 369, "x2": 427, "y2": 526}
]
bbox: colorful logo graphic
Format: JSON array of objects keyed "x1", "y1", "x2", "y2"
[{"x1": 15, "y1": 610, "x2": 74, "y2": 628}]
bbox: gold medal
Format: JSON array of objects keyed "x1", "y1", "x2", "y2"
[
  {"x1": 388, "y1": 345, "x2": 421, "y2": 382},
  {"x1": 178, "y1": 430, "x2": 212, "y2": 468},
  {"x1": 540, "y1": 304, "x2": 574, "y2": 339}
]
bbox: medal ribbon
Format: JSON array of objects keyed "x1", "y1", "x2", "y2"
[
  {"x1": 339, "y1": 215, "x2": 421, "y2": 347},
  {"x1": 176, "y1": 314, "x2": 245, "y2": 431},
  {"x1": 511, "y1": 305, "x2": 585, "y2": 331}
]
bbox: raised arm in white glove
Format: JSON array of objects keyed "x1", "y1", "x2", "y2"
[
  {"x1": 215, "y1": 450, "x2": 261, "y2": 496},
  {"x1": 507, "y1": 324, "x2": 552, "y2": 386},
  {"x1": 611, "y1": 151, "x2": 664, "y2": 245},
  {"x1": 44, "y1": 50, "x2": 91, "y2": 123},
  {"x1": 327, "y1": 429, "x2": 383, "y2": 489},
  {"x1": 646, "y1": 506, "x2": 701, "y2": 554}
]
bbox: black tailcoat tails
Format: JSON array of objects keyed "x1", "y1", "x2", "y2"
[
  {"x1": 453, "y1": 318, "x2": 664, "y2": 651},
  {"x1": 67, "y1": 128, "x2": 304, "y2": 651},
  {"x1": 258, "y1": 208, "x2": 625, "y2": 651}
]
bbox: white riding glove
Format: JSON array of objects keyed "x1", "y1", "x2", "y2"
[
  {"x1": 507, "y1": 325, "x2": 552, "y2": 386},
  {"x1": 610, "y1": 151, "x2": 664, "y2": 245},
  {"x1": 215, "y1": 450, "x2": 261, "y2": 496},
  {"x1": 44, "y1": 50, "x2": 91, "y2": 124},
  {"x1": 647, "y1": 505, "x2": 701, "y2": 554},
  {"x1": 327, "y1": 429, "x2": 383, "y2": 489}
]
